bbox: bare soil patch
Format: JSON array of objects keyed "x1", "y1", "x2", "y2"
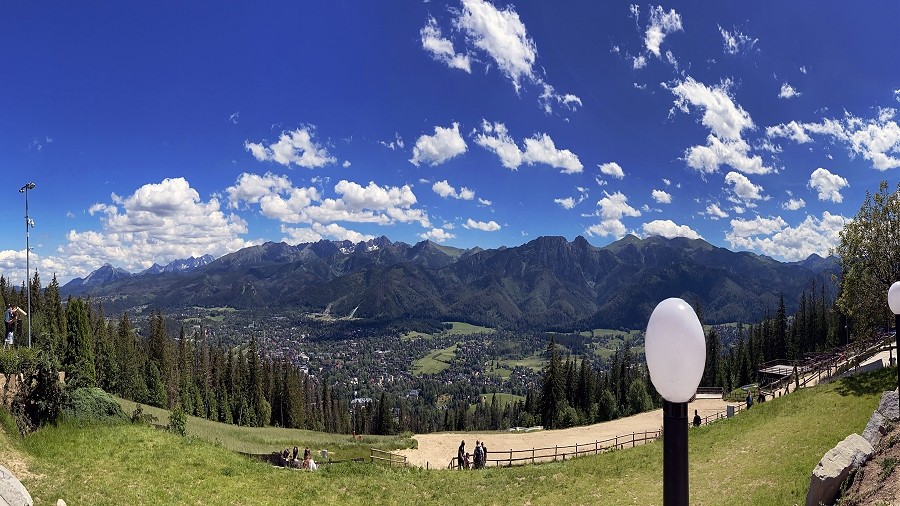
[{"x1": 398, "y1": 398, "x2": 729, "y2": 468}]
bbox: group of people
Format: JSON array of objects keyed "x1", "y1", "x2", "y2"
[
  {"x1": 456, "y1": 439, "x2": 488, "y2": 469},
  {"x1": 746, "y1": 389, "x2": 766, "y2": 409},
  {"x1": 279, "y1": 446, "x2": 317, "y2": 471},
  {"x1": 3, "y1": 304, "x2": 20, "y2": 349}
]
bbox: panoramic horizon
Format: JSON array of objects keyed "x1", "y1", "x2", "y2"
[{"x1": 3, "y1": 1, "x2": 899, "y2": 285}]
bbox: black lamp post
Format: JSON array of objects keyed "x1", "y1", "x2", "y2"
[
  {"x1": 645, "y1": 298, "x2": 706, "y2": 506},
  {"x1": 889, "y1": 282, "x2": 900, "y2": 406},
  {"x1": 19, "y1": 182, "x2": 35, "y2": 348}
]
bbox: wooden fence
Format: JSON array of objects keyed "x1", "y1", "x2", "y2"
[
  {"x1": 370, "y1": 448, "x2": 408, "y2": 467},
  {"x1": 447, "y1": 429, "x2": 661, "y2": 469}
]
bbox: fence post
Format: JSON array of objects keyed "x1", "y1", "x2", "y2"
[
  {"x1": 615, "y1": 435, "x2": 618, "y2": 449},
  {"x1": 554, "y1": 445, "x2": 558, "y2": 461},
  {"x1": 532, "y1": 447, "x2": 535, "y2": 465},
  {"x1": 595, "y1": 440, "x2": 598, "y2": 455},
  {"x1": 632, "y1": 432, "x2": 635, "y2": 448},
  {"x1": 509, "y1": 449, "x2": 512, "y2": 466},
  {"x1": 575, "y1": 443, "x2": 578, "y2": 458}
]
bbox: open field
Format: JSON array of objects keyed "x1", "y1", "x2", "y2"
[
  {"x1": 411, "y1": 344, "x2": 458, "y2": 376},
  {"x1": 2, "y1": 367, "x2": 895, "y2": 505},
  {"x1": 443, "y1": 322, "x2": 495, "y2": 335}
]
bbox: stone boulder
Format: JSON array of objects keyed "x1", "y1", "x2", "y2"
[
  {"x1": 862, "y1": 411, "x2": 888, "y2": 446},
  {"x1": 876, "y1": 389, "x2": 898, "y2": 422},
  {"x1": 0, "y1": 464, "x2": 33, "y2": 506},
  {"x1": 805, "y1": 433, "x2": 873, "y2": 506}
]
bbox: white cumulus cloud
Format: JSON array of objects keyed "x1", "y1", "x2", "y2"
[
  {"x1": 475, "y1": 121, "x2": 583, "y2": 173},
  {"x1": 463, "y1": 218, "x2": 501, "y2": 232},
  {"x1": 705, "y1": 203, "x2": 729, "y2": 220},
  {"x1": 651, "y1": 189, "x2": 672, "y2": 204},
  {"x1": 432, "y1": 180, "x2": 476, "y2": 200},
  {"x1": 767, "y1": 109, "x2": 900, "y2": 170},
  {"x1": 726, "y1": 212, "x2": 847, "y2": 261},
  {"x1": 725, "y1": 171, "x2": 765, "y2": 204},
  {"x1": 782, "y1": 198, "x2": 806, "y2": 211},
  {"x1": 642, "y1": 220, "x2": 701, "y2": 240},
  {"x1": 584, "y1": 191, "x2": 641, "y2": 238},
  {"x1": 245, "y1": 126, "x2": 336, "y2": 168},
  {"x1": 779, "y1": 83, "x2": 801, "y2": 99},
  {"x1": 410, "y1": 123, "x2": 468, "y2": 167},
  {"x1": 599, "y1": 162, "x2": 625, "y2": 179},
  {"x1": 808, "y1": 168, "x2": 849, "y2": 202},
  {"x1": 421, "y1": 16, "x2": 471, "y2": 73},
  {"x1": 420, "y1": 228, "x2": 456, "y2": 242}
]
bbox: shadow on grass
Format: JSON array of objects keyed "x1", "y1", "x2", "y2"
[{"x1": 834, "y1": 366, "x2": 897, "y2": 397}]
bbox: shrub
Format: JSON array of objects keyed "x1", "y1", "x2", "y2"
[
  {"x1": 61, "y1": 387, "x2": 128, "y2": 424},
  {"x1": 10, "y1": 352, "x2": 63, "y2": 434},
  {"x1": 130, "y1": 404, "x2": 158, "y2": 425},
  {"x1": 168, "y1": 404, "x2": 187, "y2": 436}
]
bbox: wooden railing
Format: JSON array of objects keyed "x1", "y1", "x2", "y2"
[
  {"x1": 447, "y1": 430, "x2": 661, "y2": 469},
  {"x1": 370, "y1": 448, "x2": 408, "y2": 467}
]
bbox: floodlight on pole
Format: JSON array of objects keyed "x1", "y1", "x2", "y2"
[
  {"x1": 19, "y1": 182, "x2": 35, "y2": 348},
  {"x1": 645, "y1": 297, "x2": 706, "y2": 506},
  {"x1": 888, "y1": 281, "x2": 900, "y2": 406}
]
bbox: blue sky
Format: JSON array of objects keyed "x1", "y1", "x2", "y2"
[{"x1": 2, "y1": 1, "x2": 899, "y2": 284}]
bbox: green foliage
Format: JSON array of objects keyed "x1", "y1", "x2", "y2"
[
  {"x1": 168, "y1": 404, "x2": 187, "y2": 436},
  {"x1": 61, "y1": 387, "x2": 128, "y2": 424},
  {"x1": 837, "y1": 180, "x2": 900, "y2": 339},
  {"x1": 130, "y1": 403, "x2": 159, "y2": 425},
  {"x1": 64, "y1": 298, "x2": 96, "y2": 388},
  {"x1": 6, "y1": 351, "x2": 63, "y2": 434}
]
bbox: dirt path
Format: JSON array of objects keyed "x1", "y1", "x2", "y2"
[{"x1": 397, "y1": 398, "x2": 730, "y2": 469}]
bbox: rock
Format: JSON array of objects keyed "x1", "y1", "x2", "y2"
[
  {"x1": 0, "y1": 464, "x2": 33, "y2": 506},
  {"x1": 862, "y1": 411, "x2": 889, "y2": 446},
  {"x1": 805, "y1": 433, "x2": 873, "y2": 506},
  {"x1": 57, "y1": 500, "x2": 67, "y2": 506},
  {"x1": 876, "y1": 389, "x2": 899, "y2": 421}
]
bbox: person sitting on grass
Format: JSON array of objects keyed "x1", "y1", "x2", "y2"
[{"x1": 279, "y1": 448, "x2": 290, "y2": 467}]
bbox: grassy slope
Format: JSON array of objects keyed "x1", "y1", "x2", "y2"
[
  {"x1": 6, "y1": 367, "x2": 896, "y2": 506},
  {"x1": 410, "y1": 344, "x2": 458, "y2": 376},
  {"x1": 114, "y1": 397, "x2": 414, "y2": 459}
]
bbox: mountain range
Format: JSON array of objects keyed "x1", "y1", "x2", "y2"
[{"x1": 61, "y1": 235, "x2": 839, "y2": 330}]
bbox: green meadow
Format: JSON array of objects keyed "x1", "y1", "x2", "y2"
[{"x1": 3, "y1": 366, "x2": 893, "y2": 505}]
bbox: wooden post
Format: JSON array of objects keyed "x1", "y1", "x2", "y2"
[
  {"x1": 615, "y1": 435, "x2": 618, "y2": 449},
  {"x1": 509, "y1": 449, "x2": 512, "y2": 466},
  {"x1": 554, "y1": 445, "x2": 558, "y2": 461},
  {"x1": 575, "y1": 443, "x2": 578, "y2": 458},
  {"x1": 632, "y1": 432, "x2": 635, "y2": 448},
  {"x1": 532, "y1": 447, "x2": 535, "y2": 465},
  {"x1": 595, "y1": 440, "x2": 598, "y2": 455}
]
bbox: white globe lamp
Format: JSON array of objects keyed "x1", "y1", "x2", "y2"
[{"x1": 645, "y1": 297, "x2": 706, "y2": 506}]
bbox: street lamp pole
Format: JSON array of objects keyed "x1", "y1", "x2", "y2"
[
  {"x1": 19, "y1": 182, "x2": 35, "y2": 348},
  {"x1": 645, "y1": 298, "x2": 706, "y2": 506},
  {"x1": 888, "y1": 282, "x2": 900, "y2": 408}
]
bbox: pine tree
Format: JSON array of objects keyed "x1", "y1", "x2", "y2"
[
  {"x1": 539, "y1": 336, "x2": 565, "y2": 429},
  {"x1": 64, "y1": 297, "x2": 96, "y2": 387}
]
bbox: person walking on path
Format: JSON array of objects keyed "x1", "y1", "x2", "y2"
[
  {"x1": 482, "y1": 442, "x2": 488, "y2": 468},
  {"x1": 746, "y1": 391, "x2": 753, "y2": 409},
  {"x1": 457, "y1": 440, "x2": 465, "y2": 470},
  {"x1": 692, "y1": 409, "x2": 701, "y2": 427},
  {"x1": 473, "y1": 441, "x2": 483, "y2": 469}
]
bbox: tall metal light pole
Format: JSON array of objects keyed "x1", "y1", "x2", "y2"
[
  {"x1": 645, "y1": 298, "x2": 706, "y2": 506},
  {"x1": 19, "y1": 182, "x2": 35, "y2": 348}
]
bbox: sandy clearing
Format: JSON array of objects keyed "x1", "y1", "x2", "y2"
[{"x1": 398, "y1": 398, "x2": 730, "y2": 469}]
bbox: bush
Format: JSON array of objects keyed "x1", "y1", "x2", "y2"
[
  {"x1": 10, "y1": 352, "x2": 63, "y2": 434},
  {"x1": 61, "y1": 387, "x2": 128, "y2": 424},
  {"x1": 130, "y1": 404, "x2": 158, "y2": 425},
  {"x1": 168, "y1": 404, "x2": 187, "y2": 436}
]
